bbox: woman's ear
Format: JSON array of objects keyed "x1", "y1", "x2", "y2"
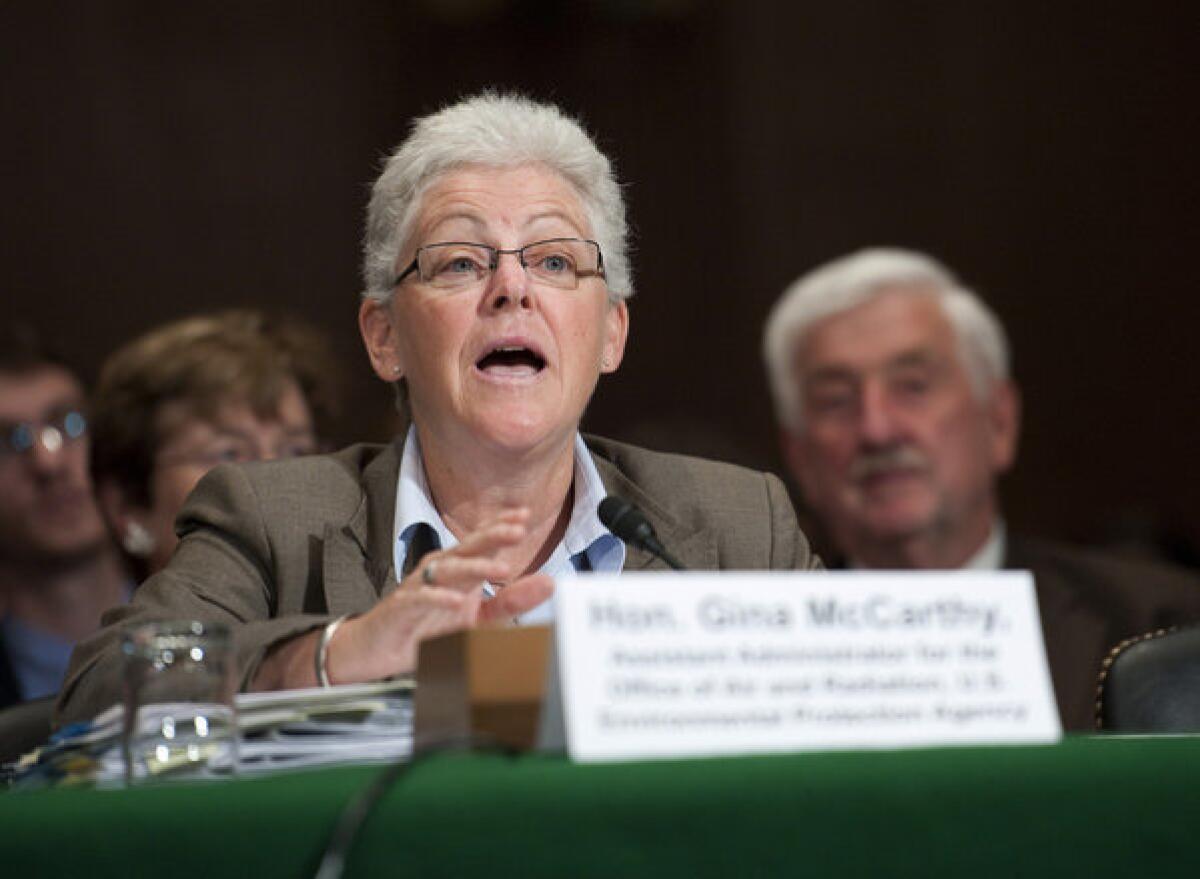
[
  {"x1": 95, "y1": 480, "x2": 155, "y2": 558},
  {"x1": 600, "y1": 299, "x2": 630, "y2": 374},
  {"x1": 359, "y1": 298, "x2": 404, "y2": 382}
]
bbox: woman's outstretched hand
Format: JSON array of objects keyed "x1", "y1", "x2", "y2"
[{"x1": 321, "y1": 508, "x2": 554, "y2": 685}]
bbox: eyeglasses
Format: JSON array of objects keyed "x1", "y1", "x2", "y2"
[
  {"x1": 0, "y1": 410, "x2": 88, "y2": 457},
  {"x1": 157, "y1": 438, "x2": 317, "y2": 470},
  {"x1": 393, "y1": 238, "x2": 604, "y2": 291}
]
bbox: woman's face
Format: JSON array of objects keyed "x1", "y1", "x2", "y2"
[
  {"x1": 138, "y1": 381, "x2": 316, "y2": 573},
  {"x1": 361, "y1": 164, "x2": 628, "y2": 459}
]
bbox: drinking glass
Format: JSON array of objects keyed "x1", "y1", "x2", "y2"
[{"x1": 121, "y1": 620, "x2": 238, "y2": 784}]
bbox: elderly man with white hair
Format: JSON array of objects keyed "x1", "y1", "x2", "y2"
[{"x1": 763, "y1": 247, "x2": 1200, "y2": 730}]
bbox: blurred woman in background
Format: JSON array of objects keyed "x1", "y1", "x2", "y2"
[{"x1": 89, "y1": 309, "x2": 340, "y2": 577}]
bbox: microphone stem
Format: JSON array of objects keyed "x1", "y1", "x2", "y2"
[
  {"x1": 646, "y1": 537, "x2": 686, "y2": 571},
  {"x1": 661, "y1": 551, "x2": 686, "y2": 571}
]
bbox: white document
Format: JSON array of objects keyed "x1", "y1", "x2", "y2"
[{"x1": 555, "y1": 571, "x2": 1062, "y2": 762}]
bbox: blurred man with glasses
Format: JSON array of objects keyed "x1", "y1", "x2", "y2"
[{"x1": 0, "y1": 324, "x2": 128, "y2": 708}]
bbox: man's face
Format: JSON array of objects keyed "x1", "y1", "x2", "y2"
[
  {"x1": 0, "y1": 367, "x2": 109, "y2": 566},
  {"x1": 782, "y1": 289, "x2": 1018, "y2": 563}
]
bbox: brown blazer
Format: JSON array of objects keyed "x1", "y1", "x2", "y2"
[
  {"x1": 56, "y1": 436, "x2": 819, "y2": 724},
  {"x1": 1005, "y1": 536, "x2": 1200, "y2": 731}
]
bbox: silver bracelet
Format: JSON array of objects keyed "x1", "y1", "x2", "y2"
[{"x1": 315, "y1": 615, "x2": 349, "y2": 688}]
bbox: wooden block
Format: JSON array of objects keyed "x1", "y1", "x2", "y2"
[{"x1": 414, "y1": 626, "x2": 552, "y2": 751}]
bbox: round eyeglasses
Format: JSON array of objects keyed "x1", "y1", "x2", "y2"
[{"x1": 0, "y1": 410, "x2": 88, "y2": 457}]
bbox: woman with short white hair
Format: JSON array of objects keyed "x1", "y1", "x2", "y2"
[{"x1": 58, "y1": 93, "x2": 818, "y2": 722}]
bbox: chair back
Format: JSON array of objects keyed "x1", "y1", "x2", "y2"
[{"x1": 1096, "y1": 626, "x2": 1200, "y2": 732}]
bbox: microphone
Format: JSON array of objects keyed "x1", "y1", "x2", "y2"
[{"x1": 598, "y1": 496, "x2": 687, "y2": 571}]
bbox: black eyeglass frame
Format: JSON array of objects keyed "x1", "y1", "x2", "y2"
[{"x1": 392, "y1": 237, "x2": 605, "y2": 289}]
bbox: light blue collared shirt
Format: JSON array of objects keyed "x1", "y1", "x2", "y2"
[
  {"x1": 1, "y1": 580, "x2": 133, "y2": 701},
  {"x1": 1, "y1": 615, "x2": 74, "y2": 701},
  {"x1": 392, "y1": 427, "x2": 625, "y2": 624}
]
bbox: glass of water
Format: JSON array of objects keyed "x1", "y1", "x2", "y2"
[{"x1": 121, "y1": 620, "x2": 238, "y2": 784}]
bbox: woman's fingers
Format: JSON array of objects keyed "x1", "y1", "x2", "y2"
[
  {"x1": 397, "y1": 587, "x2": 482, "y2": 640},
  {"x1": 351, "y1": 508, "x2": 555, "y2": 681},
  {"x1": 453, "y1": 513, "x2": 530, "y2": 556},
  {"x1": 420, "y1": 555, "x2": 512, "y2": 591},
  {"x1": 327, "y1": 586, "x2": 482, "y2": 682},
  {"x1": 478, "y1": 573, "x2": 555, "y2": 623},
  {"x1": 408, "y1": 508, "x2": 532, "y2": 593}
]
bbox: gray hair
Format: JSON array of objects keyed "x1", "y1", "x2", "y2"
[
  {"x1": 762, "y1": 247, "x2": 1011, "y2": 431},
  {"x1": 362, "y1": 92, "x2": 632, "y2": 302}
]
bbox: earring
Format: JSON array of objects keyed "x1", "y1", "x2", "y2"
[
  {"x1": 121, "y1": 521, "x2": 157, "y2": 558},
  {"x1": 392, "y1": 365, "x2": 401, "y2": 375}
]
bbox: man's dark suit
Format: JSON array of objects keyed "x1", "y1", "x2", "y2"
[
  {"x1": 57, "y1": 436, "x2": 820, "y2": 724},
  {"x1": 1005, "y1": 536, "x2": 1200, "y2": 731},
  {"x1": 824, "y1": 536, "x2": 1200, "y2": 732}
]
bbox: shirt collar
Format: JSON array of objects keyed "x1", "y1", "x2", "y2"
[
  {"x1": 847, "y1": 519, "x2": 1007, "y2": 571},
  {"x1": 964, "y1": 519, "x2": 1006, "y2": 571},
  {"x1": 392, "y1": 427, "x2": 624, "y2": 578},
  {"x1": 561, "y1": 432, "x2": 625, "y2": 572},
  {"x1": 393, "y1": 427, "x2": 457, "y2": 573}
]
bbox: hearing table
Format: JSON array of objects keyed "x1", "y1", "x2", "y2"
[{"x1": 2, "y1": 735, "x2": 1195, "y2": 877}]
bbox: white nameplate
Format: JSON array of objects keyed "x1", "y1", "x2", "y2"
[{"x1": 554, "y1": 571, "x2": 1061, "y2": 762}]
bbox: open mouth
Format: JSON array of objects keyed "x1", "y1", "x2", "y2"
[{"x1": 476, "y1": 345, "x2": 547, "y2": 377}]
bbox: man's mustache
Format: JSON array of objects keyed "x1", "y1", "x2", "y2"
[{"x1": 850, "y1": 446, "x2": 930, "y2": 481}]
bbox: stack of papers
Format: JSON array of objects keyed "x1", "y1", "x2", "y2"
[
  {"x1": 237, "y1": 680, "x2": 413, "y2": 775},
  {"x1": 6, "y1": 680, "x2": 413, "y2": 788}
]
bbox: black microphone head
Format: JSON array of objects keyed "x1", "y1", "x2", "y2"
[
  {"x1": 598, "y1": 496, "x2": 655, "y2": 546},
  {"x1": 598, "y1": 496, "x2": 686, "y2": 571}
]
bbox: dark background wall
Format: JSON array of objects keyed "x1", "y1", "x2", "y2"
[{"x1": 4, "y1": 1, "x2": 1198, "y2": 563}]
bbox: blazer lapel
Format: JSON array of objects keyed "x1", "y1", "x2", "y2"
[
  {"x1": 322, "y1": 441, "x2": 401, "y2": 614},
  {"x1": 321, "y1": 436, "x2": 718, "y2": 610},
  {"x1": 592, "y1": 448, "x2": 718, "y2": 571}
]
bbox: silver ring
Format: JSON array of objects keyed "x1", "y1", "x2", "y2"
[{"x1": 422, "y1": 560, "x2": 437, "y2": 586}]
